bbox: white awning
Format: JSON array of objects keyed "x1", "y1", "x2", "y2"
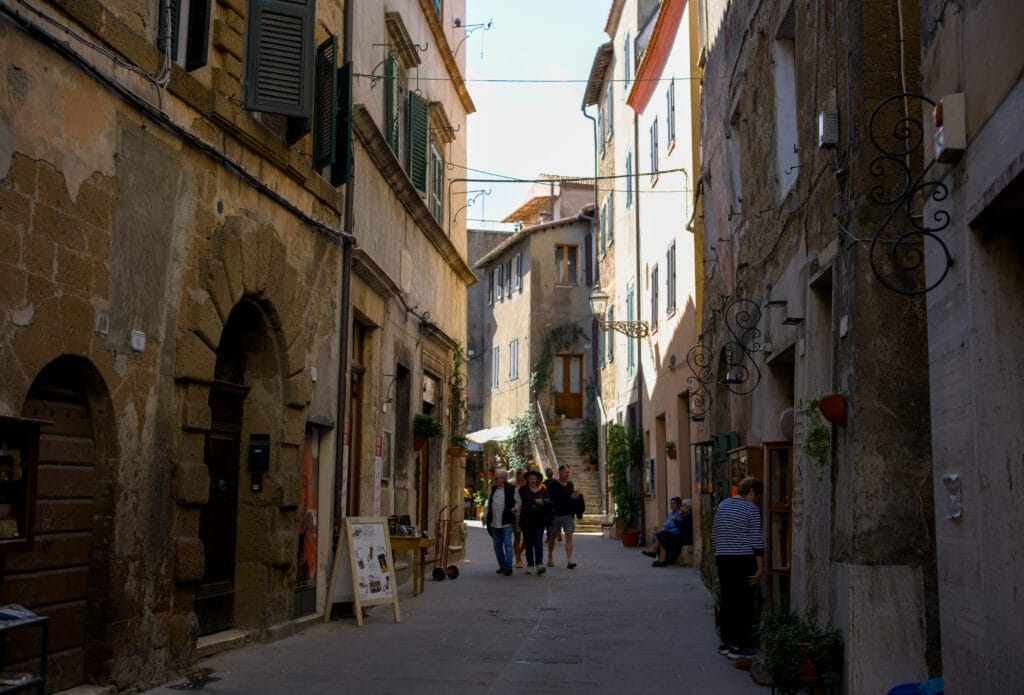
[{"x1": 466, "y1": 424, "x2": 513, "y2": 444}]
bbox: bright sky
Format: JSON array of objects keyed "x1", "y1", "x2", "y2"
[{"x1": 463, "y1": 1, "x2": 610, "y2": 229}]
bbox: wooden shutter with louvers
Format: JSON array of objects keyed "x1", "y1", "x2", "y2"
[
  {"x1": 244, "y1": 0, "x2": 315, "y2": 118},
  {"x1": 331, "y1": 62, "x2": 353, "y2": 186},
  {"x1": 157, "y1": 0, "x2": 181, "y2": 61},
  {"x1": 383, "y1": 57, "x2": 402, "y2": 154},
  {"x1": 407, "y1": 91, "x2": 428, "y2": 194},
  {"x1": 312, "y1": 36, "x2": 337, "y2": 170}
]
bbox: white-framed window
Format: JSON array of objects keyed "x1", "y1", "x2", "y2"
[
  {"x1": 491, "y1": 346, "x2": 500, "y2": 389},
  {"x1": 554, "y1": 245, "x2": 579, "y2": 285},
  {"x1": 650, "y1": 264, "x2": 659, "y2": 332},
  {"x1": 505, "y1": 260, "x2": 513, "y2": 297},
  {"x1": 666, "y1": 78, "x2": 676, "y2": 147},
  {"x1": 514, "y1": 253, "x2": 523, "y2": 291},
  {"x1": 625, "y1": 150, "x2": 633, "y2": 208},
  {"x1": 497, "y1": 263, "x2": 505, "y2": 301},
  {"x1": 429, "y1": 144, "x2": 444, "y2": 222},
  {"x1": 650, "y1": 118, "x2": 659, "y2": 182},
  {"x1": 626, "y1": 283, "x2": 636, "y2": 374},
  {"x1": 509, "y1": 339, "x2": 519, "y2": 380},
  {"x1": 666, "y1": 241, "x2": 677, "y2": 313}
]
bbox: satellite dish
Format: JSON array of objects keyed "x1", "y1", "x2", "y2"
[{"x1": 779, "y1": 407, "x2": 795, "y2": 441}]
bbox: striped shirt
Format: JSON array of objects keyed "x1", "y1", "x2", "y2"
[{"x1": 712, "y1": 496, "x2": 765, "y2": 557}]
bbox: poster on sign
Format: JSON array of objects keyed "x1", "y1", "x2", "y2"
[{"x1": 329, "y1": 517, "x2": 400, "y2": 626}]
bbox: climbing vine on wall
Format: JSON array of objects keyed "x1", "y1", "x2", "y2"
[
  {"x1": 448, "y1": 343, "x2": 468, "y2": 447},
  {"x1": 529, "y1": 322, "x2": 586, "y2": 398}
]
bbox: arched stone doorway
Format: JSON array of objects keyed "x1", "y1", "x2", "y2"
[
  {"x1": 196, "y1": 299, "x2": 284, "y2": 635},
  {"x1": 6, "y1": 356, "x2": 116, "y2": 691}
]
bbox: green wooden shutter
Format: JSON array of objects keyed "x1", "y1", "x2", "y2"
[
  {"x1": 407, "y1": 91, "x2": 428, "y2": 194},
  {"x1": 157, "y1": 0, "x2": 181, "y2": 61},
  {"x1": 312, "y1": 36, "x2": 337, "y2": 170},
  {"x1": 184, "y1": 0, "x2": 212, "y2": 70},
  {"x1": 244, "y1": 0, "x2": 315, "y2": 118},
  {"x1": 331, "y1": 62, "x2": 353, "y2": 186}
]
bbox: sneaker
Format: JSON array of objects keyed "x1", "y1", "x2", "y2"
[
  {"x1": 495, "y1": 568, "x2": 505, "y2": 574},
  {"x1": 536, "y1": 566, "x2": 546, "y2": 575},
  {"x1": 525, "y1": 566, "x2": 534, "y2": 574},
  {"x1": 727, "y1": 647, "x2": 758, "y2": 659},
  {"x1": 717, "y1": 643, "x2": 733, "y2": 655}
]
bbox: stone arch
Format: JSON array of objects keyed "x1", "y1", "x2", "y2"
[
  {"x1": 170, "y1": 215, "x2": 311, "y2": 657},
  {"x1": 9, "y1": 355, "x2": 119, "y2": 691}
]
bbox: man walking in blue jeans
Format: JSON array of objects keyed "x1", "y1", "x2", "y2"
[{"x1": 484, "y1": 469, "x2": 521, "y2": 576}]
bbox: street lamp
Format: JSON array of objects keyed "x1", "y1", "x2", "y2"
[{"x1": 588, "y1": 288, "x2": 651, "y2": 338}]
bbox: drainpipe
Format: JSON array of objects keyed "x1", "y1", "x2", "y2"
[
  {"x1": 334, "y1": 0, "x2": 355, "y2": 547},
  {"x1": 633, "y1": 110, "x2": 646, "y2": 538}
]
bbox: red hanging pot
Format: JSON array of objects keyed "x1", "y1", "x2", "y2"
[
  {"x1": 414, "y1": 434, "x2": 428, "y2": 451},
  {"x1": 818, "y1": 394, "x2": 847, "y2": 427}
]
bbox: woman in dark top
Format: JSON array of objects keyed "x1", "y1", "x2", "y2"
[{"x1": 518, "y1": 470, "x2": 551, "y2": 575}]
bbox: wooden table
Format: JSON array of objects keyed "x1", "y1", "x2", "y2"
[{"x1": 389, "y1": 535, "x2": 434, "y2": 597}]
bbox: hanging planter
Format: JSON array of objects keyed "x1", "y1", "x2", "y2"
[
  {"x1": 414, "y1": 435, "x2": 428, "y2": 452},
  {"x1": 448, "y1": 446, "x2": 466, "y2": 459},
  {"x1": 413, "y1": 413, "x2": 443, "y2": 452},
  {"x1": 818, "y1": 394, "x2": 847, "y2": 427},
  {"x1": 665, "y1": 441, "x2": 677, "y2": 460}
]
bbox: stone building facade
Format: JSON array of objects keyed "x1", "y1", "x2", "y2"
[
  {"x1": 696, "y1": 0, "x2": 940, "y2": 691},
  {"x1": 476, "y1": 186, "x2": 597, "y2": 431},
  {"x1": 0, "y1": 0, "x2": 472, "y2": 690},
  {"x1": 918, "y1": 2, "x2": 1024, "y2": 691}
]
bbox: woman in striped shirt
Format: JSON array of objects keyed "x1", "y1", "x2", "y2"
[{"x1": 712, "y1": 476, "x2": 765, "y2": 659}]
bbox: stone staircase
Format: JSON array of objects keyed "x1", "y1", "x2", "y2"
[{"x1": 546, "y1": 418, "x2": 606, "y2": 532}]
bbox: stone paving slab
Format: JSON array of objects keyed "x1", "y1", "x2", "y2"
[{"x1": 144, "y1": 523, "x2": 765, "y2": 694}]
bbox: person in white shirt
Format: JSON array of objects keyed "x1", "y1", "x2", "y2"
[{"x1": 484, "y1": 469, "x2": 521, "y2": 575}]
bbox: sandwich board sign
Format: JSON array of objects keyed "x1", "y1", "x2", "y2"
[{"x1": 329, "y1": 516, "x2": 400, "y2": 626}]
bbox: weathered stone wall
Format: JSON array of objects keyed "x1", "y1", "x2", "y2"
[
  {"x1": 698, "y1": 0, "x2": 938, "y2": 690},
  {"x1": 1, "y1": 0, "x2": 344, "y2": 688},
  {"x1": 921, "y1": 2, "x2": 1024, "y2": 691}
]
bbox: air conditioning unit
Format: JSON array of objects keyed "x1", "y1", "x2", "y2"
[{"x1": 818, "y1": 111, "x2": 838, "y2": 149}]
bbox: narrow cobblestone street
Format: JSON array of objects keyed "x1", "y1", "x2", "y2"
[{"x1": 146, "y1": 525, "x2": 763, "y2": 694}]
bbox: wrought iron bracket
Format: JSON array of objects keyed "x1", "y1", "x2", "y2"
[
  {"x1": 720, "y1": 298, "x2": 762, "y2": 395},
  {"x1": 597, "y1": 319, "x2": 651, "y2": 339},
  {"x1": 686, "y1": 344, "x2": 714, "y2": 418},
  {"x1": 868, "y1": 93, "x2": 953, "y2": 295}
]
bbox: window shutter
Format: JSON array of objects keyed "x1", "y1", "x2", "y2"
[
  {"x1": 607, "y1": 194, "x2": 614, "y2": 244},
  {"x1": 383, "y1": 57, "x2": 396, "y2": 153},
  {"x1": 157, "y1": 0, "x2": 181, "y2": 61},
  {"x1": 244, "y1": 0, "x2": 315, "y2": 118},
  {"x1": 312, "y1": 37, "x2": 337, "y2": 170},
  {"x1": 407, "y1": 91, "x2": 429, "y2": 193},
  {"x1": 331, "y1": 61, "x2": 353, "y2": 186},
  {"x1": 184, "y1": 0, "x2": 212, "y2": 70}
]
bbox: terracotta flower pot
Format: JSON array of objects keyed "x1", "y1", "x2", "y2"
[
  {"x1": 666, "y1": 448, "x2": 677, "y2": 460},
  {"x1": 414, "y1": 434, "x2": 427, "y2": 451},
  {"x1": 818, "y1": 393, "x2": 847, "y2": 426},
  {"x1": 448, "y1": 446, "x2": 465, "y2": 458},
  {"x1": 619, "y1": 529, "x2": 641, "y2": 547}
]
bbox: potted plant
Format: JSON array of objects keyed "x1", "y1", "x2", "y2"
[
  {"x1": 448, "y1": 343, "x2": 469, "y2": 458},
  {"x1": 607, "y1": 423, "x2": 643, "y2": 546},
  {"x1": 758, "y1": 610, "x2": 844, "y2": 692},
  {"x1": 577, "y1": 418, "x2": 599, "y2": 470},
  {"x1": 448, "y1": 433, "x2": 467, "y2": 458},
  {"x1": 799, "y1": 393, "x2": 831, "y2": 480},
  {"x1": 472, "y1": 489, "x2": 487, "y2": 520},
  {"x1": 413, "y1": 413, "x2": 443, "y2": 451},
  {"x1": 665, "y1": 440, "x2": 677, "y2": 460}
]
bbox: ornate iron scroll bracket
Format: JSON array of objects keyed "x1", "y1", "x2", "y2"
[
  {"x1": 868, "y1": 93, "x2": 953, "y2": 295},
  {"x1": 686, "y1": 344, "x2": 714, "y2": 418},
  {"x1": 720, "y1": 298, "x2": 762, "y2": 395}
]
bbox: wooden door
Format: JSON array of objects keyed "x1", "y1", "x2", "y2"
[
  {"x1": 552, "y1": 354, "x2": 583, "y2": 419},
  {"x1": 764, "y1": 443, "x2": 793, "y2": 611},
  {"x1": 7, "y1": 395, "x2": 97, "y2": 690},
  {"x1": 196, "y1": 382, "x2": 248, "y2": 635}
]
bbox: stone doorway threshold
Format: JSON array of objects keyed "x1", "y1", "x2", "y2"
[{"x1": 196, "y1": 629, "x2": 253, "y2": 659}]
